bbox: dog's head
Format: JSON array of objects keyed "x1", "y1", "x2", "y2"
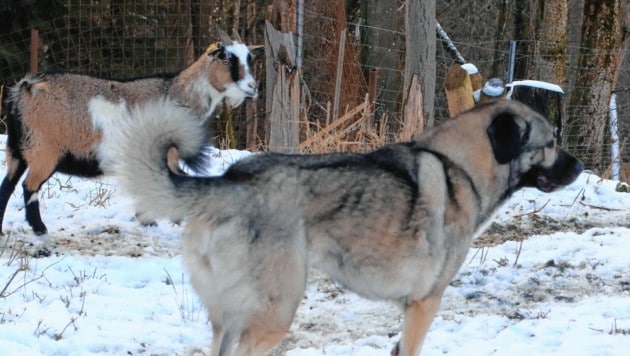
[{"x1": 486, "y1": 101, "x2": 583, "y2": 192}]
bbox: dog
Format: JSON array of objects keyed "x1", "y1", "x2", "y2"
[{"x1": 110, "y1": 99, "x2": 583, "y2": 355}]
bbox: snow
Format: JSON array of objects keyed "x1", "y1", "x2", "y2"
[
  {"x1": 481, "y1": 78, "x2": 506, "y2": 97},
  {"x1": 461, "y1": 63, "x2": 479, "y2": 75},
  {"x1": 0, "y1": 138, "x2": 629, "y2": 355},
  {"x1": 506, "y1": 80, "x2": 564, "y2": 97}
]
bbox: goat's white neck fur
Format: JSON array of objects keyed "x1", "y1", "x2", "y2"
[{"x1": 88, "y1": 96, "x2": 131, "y2": 172}]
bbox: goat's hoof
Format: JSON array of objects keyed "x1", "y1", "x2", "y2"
[{"x1": 32, "y1": 226, "x2": 48, "y2": 236}]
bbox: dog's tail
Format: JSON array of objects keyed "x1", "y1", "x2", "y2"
[{"x1": 109, "y1": 98, "x2": 209, "y2": 222}]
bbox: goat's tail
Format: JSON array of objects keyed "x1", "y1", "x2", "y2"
[
  {"x1": 109, "y1": 98, "x2": 209, "y2": 222},
  {"x1": 2, "y1": 75, "x2": 43, "y2": 163}
]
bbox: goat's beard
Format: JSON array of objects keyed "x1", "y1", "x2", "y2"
[{"x1": 226, "y1": 96, "x2": 246, "y2": 108}]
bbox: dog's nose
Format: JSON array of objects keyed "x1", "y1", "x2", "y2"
[{"x1": 574, "y1": 160, "x2": 584, "y2": 175}]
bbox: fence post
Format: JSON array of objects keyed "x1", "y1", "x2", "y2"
[
  {"x1": 367, "y1": 68, "x2": 378, "y2": 128},
  {"x1": 610, "y1": 93, "x2": 620, "y2": 181},
  {"x1": 332, "y1": 29, "x2": 346, "y2": 121},
  {"x1": 30, "y1": 28, "x2": 39, "y2": 73},
  {"x1": 444, "y1": 63, "x2": 474, "y2": 117},
  {"x1": 265, "y1": 20, "x2": 300, "y2": 153},
  {"x1": 401, "y1": 74, "x2": 424, "y2": 140},
  {"x1": 507, "y1": 40, "x2": 517, "y2": 83}
]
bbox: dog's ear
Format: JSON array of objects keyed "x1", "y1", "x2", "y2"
[{"x1": 487, "y1": 111, "x2": 530, "y2": 164}]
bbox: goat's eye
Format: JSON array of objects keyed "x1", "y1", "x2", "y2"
[
  {"x1": 221, "y1": 53, "x2": 235, "y2": 65},
  {"x1": 546, "y1": 140, "x2": 555, "y2": 149}
]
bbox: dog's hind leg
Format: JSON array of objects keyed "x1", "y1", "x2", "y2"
[
  {"x1": 232, "y1": 306, "x2": 297, "y2": 356},
  {"x1": 392, "y1": 292, "x2": 444, "y2": 356},
  {"x1": 233, "y1": 240, "x2": 307, "y2": 355},
  {"x1": 209, "y1": 326, "x2": 237, "y2": 356}
]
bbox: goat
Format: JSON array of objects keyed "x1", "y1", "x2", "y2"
[{"x1": 0, "y1": 29, "x2": 262, "y2": 235}]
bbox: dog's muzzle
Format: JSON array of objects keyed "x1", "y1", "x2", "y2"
[{"x1": 521, "y1": 149, "x2": 584, "y2": 192}]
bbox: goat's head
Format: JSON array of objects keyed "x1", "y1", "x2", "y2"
[{"x1": 206, "y1": 28, "x2": 264, "y2": 108}]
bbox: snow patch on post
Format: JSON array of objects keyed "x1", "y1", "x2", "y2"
[
  {"x1": 461, "y1": 63, "x2": 478, "y2": 75},
  {"x1": 610, "y1": 93, "x2": 620, "y2": 181},
  {"x1": 506, "y1": 80, "x2": 564, "y2": 98}
]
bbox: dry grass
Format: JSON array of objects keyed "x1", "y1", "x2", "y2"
[{"x1": 299, "y1": 95, "x2": 416, "y2": 154}]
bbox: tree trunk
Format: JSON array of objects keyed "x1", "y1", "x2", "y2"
[
  {"x1": 491, "y1": 0, "x2": 510, "y2": 78},
  {"x1": 404, "y1": 0, "x2": 435, "y2": 129},
  {"x1": 513, "y1": 0, "x2": 535, "y2": 80},
  {"x1": 528, "y1": 0, "x2": 567, "y2": 142},
  {"x1": 272, "y1": 0, "x2": 296, "y2": 32},
  {"x1": 533, "y1": 0, "x2": 567, "y2": 86},
  {"x1": 567, "y1": 0, "x2": 622, "y2": 173},
  {"x1": 360, "y1": 0, "x2": 404, "y2": 130}
]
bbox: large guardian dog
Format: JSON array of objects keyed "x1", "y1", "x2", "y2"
[{"x1": 112, "y1": 99, "x2": 583, "y2": 355}]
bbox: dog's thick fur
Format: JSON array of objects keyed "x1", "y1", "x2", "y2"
[{"x1": 112, "y1": 99, "x2": 583, "y2": 355}]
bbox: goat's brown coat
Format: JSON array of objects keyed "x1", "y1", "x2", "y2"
[{"x1": 0, "y1": 36, "x2": 260, "y2": 235}]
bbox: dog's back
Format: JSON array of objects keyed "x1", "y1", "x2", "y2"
[{"x1": 112, "y1": 99, "x2": 583, "y2": 355}]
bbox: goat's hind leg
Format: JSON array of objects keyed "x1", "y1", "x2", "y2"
[
  {"x1": 0, "y1": 153, "x2": 27, "y2": 234},
  {"x1": 22, "y1": 158, "x2": 57, "y2": 235}
]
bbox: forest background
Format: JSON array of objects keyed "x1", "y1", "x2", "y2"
[{"x1": 0, "y1": 0, "x2": 628, "y2": 175}]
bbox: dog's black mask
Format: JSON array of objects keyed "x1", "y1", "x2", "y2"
[{"x1": 519, "y1": 149, "x2": 584, "y2": 192}]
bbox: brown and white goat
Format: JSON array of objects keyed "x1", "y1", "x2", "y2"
[{"x1": 0, "y1": 29, "x2": 262, "y2": 235}]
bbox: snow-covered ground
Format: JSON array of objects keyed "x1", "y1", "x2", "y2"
[{"x1": 0, "y1": 143, "x2": 628, "y2": 356}]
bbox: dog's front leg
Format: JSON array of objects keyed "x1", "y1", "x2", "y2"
[{"x1": 392, "y1": 293, "x2": 443, "y2": 356}]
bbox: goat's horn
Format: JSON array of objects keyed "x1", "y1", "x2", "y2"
[
  {"x1": 215, "y1": 27, "x2": 232, "y2": 45},
  {"x1": 231, "y1": 29, "x2": 243, "y2": 43}
]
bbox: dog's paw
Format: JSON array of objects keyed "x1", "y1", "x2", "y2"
[
  {"x1": 135, "y1": 212, "x2": 157, "y2": 227},
  {"x1": 390, "y1": 342, "x2": 400, "y2": 356}
]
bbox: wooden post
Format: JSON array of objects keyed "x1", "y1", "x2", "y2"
[
  {"x1": 469, "y1": 72, "x2": 484, "y2": 93},
  {"x1": 367, "y1": 68, "x2": 378, "y2": 128},
  {"x1": 444, "y1": 63, "x2": 474, "y2": 118},
  {"x1": 265, "y1": 20, "x2": 300, "y2": 152},
  {"x1": 332, "y1": 29, "x2": 346, "y2": 121},
  {"x1": 30, "y1": 28, "x2": 39, "y2": 73},
  {"x1": 478, "y1": 78, "x2": 507, "y2": 104},
  {"x1": 401, "y1": 74, "x2": 424, "y2": 140}
]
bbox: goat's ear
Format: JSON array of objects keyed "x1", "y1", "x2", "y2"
[
  {"x1": 487, "y1": 111, "x2": 530, "y2": 164},
  {"x1": 206, "y1": 42, "x2": 225, "y2": 58},
  {"x1": 248, "y1": 45, "x2": 264, "y2": 58}
]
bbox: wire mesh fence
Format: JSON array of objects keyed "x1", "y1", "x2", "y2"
[{"x1": 0, "y1": 0, "x2": 628, "y2": 175}]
